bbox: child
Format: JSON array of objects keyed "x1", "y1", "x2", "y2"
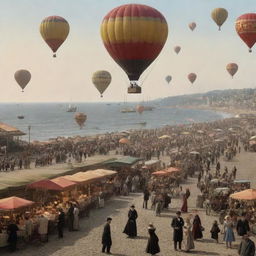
[{"x1": 210, "y1": 220, "x2": 220, "y2": 243}]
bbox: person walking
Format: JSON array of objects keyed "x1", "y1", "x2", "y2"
[
  {"x1": 171, "y1": 211, "x2": 184, "y2": 251},
  {"x1": 57, "y1": 208, "x2": 65, "y2": 238},
  {"x1": 210, "y1": 220, "x2": 220, "y2": 243},
  {"x1": 102, "y1": 217, "x2": 112, "y2": 254},
  {"x1": 38, "y1": 214, "x2": 49, "y2": 242},
  {"x1": 183, "y1": 217, "x2": 195, "y2": 252},
  {"x1": 123, "y1": 205, "x2": 138, "y2": 238},
  {"x1": 7, "y1": 220, "x2": 19, "y2": 252},
  {"x1": 146, "y1": 224, "x2": 160, "y2": 255},
  {"x1": 192, "y1": 214, "x2": 203, "y2": 240},
  {"x1": 223, "y1": 215, "x2": 235, "y2": 249},
  {"x1": 237, "y1": 213, "x2": 250, "y2": 237},
  {"x1": 67, "y1": 202, "x2": 74, "y2": 232},
  {"x1": 238, "y1": 234, "x2": 255, "y2": 256},
  {"x1": 143, "y1": 189, "x2": 150, "y2": 209},
  {"x1": 73, "y1": 204, "x2": 80, "y2": 231}
]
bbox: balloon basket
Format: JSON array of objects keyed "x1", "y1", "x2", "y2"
[{"x1": 128, "y1": 86, "x2": 141, "y2": 94}]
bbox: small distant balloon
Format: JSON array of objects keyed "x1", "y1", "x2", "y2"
[
  {"x1": 211, "y1": 8, "x2": 228, "y2": 31},
  {"x1": 166, "y1": 76, "x2": 172, "y2": 84},
  {"x1": 92, "y1": 70, "x2": 112, "y2": 97},
  {"x1": 226, "y1": 63, "x2": 238, "y2": 78},
  {"x1": 74, "y1": 113, "x2": 87, "y2": 129},
  {"x1": 174, "y1": 46, "x2": 181, "y2": 54},
  {"x1": 236, "y1": 13, "x2": 256, "y2": 52},
  {"x1": 40, "y1": 16, "x2": 70, "y2": 57},
  {"x1": 14, "y1": 70, "x2": 31, "y2": 92},
  {"x1": 189, "y1": 22, "x2": 196, "y2": 31},
  {"x1": 136, "y1": 105, "x2": 145, "y2": 114},
  {"x1": 188, "y1": 73, "x2": 197, "y2": 84}
]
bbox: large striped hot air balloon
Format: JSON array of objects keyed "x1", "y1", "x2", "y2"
[
  {"x1": 236, "y1": 13, "x2": 256, "y2": 52},
  {"x1": 211, "y1": 8, "x2": 228, "y2": 31},
  {"x1": 40, "y1": 16, "x2": 70, "y2": 57},
  {"x1": 92, "y1": 71, "x2": 112, "y2": 97},
  {"x1": 101, "y1": 4, "x2": 168, "y2": 94},
  {"x1": 14, "y1": 70, "x2": 31, "y2": 92}
]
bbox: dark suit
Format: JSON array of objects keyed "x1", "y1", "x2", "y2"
[
  {"x1": 171, "y1": 217, "x2": 184, "y2": 250},
  {"x1": 237, "y1": 219, "x2": 250, "y2": 236},
  {"x1": 102, "y1": 223, "x2": 112, "y2": 253},
  {"x1": 238, "y1": 239, "x2": 255, "y2": 256}
]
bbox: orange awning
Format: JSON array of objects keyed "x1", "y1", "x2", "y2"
[
  {"x1": 0, "y1": 196, "x2": 34, "y2": 210},
  {"x1": 230, "y1": 189, "x2": 256, "y2": 201}
]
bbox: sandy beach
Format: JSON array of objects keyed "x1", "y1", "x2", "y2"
[{"x1": 4, "y1": 145, "x2": 254, "y2": 256}]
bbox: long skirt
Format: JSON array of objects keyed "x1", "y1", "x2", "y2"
[
  {"x1": 181, "y1": 198, "x2": 188, "y2": 213},
  {"x1": 123, "y1": 219, "x2": 137, "y2": 237},
  {"x1": 183, "y1": 231, "x2": 195, "y2": 251}
]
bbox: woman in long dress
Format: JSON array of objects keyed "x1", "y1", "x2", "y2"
[
  {"x1": 123, "y1": 205, "x2": 138, "y2": 238},
  {"x1": 183, "y1": 217, "x2": 195, "y2": 252},
  {"x1": 181, "y1": 193, "x2": 188, "y2": 213},
  {"x1": 146, "y1": 224, "x2": 160, "y2": 255},
  {"x1": 73, "y1": 204, "x2": 80, "y2": 231},
  {"x1": 192, "y1": 214, "x2": 203, "y2": 240},
  {"x1": 223, "y1": 216, "x2": 235, "y2": 248}
]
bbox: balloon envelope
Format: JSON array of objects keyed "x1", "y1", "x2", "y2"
[
  {"x1": 92, "y1": 70, "x2": 112, "y2": 97},
  {"x1": 14, "y1": 70, "x2": 31, "y2": 92},
  {"x1": 174, "y1": 46, "x2": 181, "y2": 54},
  {"x1": 226, "y1": 63, "x2": 238, "y2": 78},
  {"x1": 188, "y1": 73, "x2": 197, "y2": 84},
  {"x1": 211, "y1": 8, "x2": 228, "y2": 30},
  {"x1": 40, "y1": 16, "x2": 70, "y2": 57},
  {"x1": 74, "y1": 113, "x2": 87, "y2": 129},
  {"x1": 236, "y1": 13, "x2": 256, "y2": 52},
  {"x1": 166, "y1": 76, "x2": 172, "y2": 83},
  {"x1": 189, "y1": 22, "x2": 196, "y2": 31},
  {"x1": 136, "y1": 105, "x2": 145, "y2": 114},
  {"x1": 101, "y1": 4, "x2": 168, "y2": 82}
]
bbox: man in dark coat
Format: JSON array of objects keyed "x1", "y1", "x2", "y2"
[
  {"x1": 102, "y1": 217, "x2": 112, "y2": 254},
  {"x1": 123, "y1": 205, "x2": 138, "y2": 238},
  {"x1": 143, "y1": 189, "x2": 150, "y2": 209},
  {"x1": 7, "y1": 220, "x2": 19, "y2": 252},
  {"x1": 237, "y1": 213, "x2": 250, "y2": 236},
  {"x1": 57, "y1": 208, "x2": 65, "y2": 238},
  {"x1": 171, "y1": 211, "x2": 184, "y2": 251},
  {"x1": 67, "y1": 202, "x2": 74, "y2": 231},
  {"x1": 238, "y1": 234, "x2": 255, "y2": 256}
]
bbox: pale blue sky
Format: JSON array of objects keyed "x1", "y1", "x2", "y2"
[{"x1": 0, "y1": 0, "x2": 255, "y2": 102}]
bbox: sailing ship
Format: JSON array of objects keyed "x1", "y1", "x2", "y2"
[{"x1": 66, "y1": 104, "x2": 77, "y2": 112}]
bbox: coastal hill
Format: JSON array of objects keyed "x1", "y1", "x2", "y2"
[{"x1": 157, "y1": 88, "x2": 256, "y2": 111}]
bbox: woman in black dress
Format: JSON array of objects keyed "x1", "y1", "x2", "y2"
[
  {"x1": 123, "y1": 205, "x2": 138, "y2": 238},
  {"x1": 146, "y1": 224, "x2": 160, "y2": 255}
]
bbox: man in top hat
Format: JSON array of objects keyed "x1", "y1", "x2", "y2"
[
  {"x1": 102, "y1": 217, "x2": 112, "y2": 254},
  {"x1": 171, "y1": 211, "x2": 184, "y2": 251}
]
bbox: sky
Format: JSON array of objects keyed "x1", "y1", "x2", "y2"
[{"x1": 0, "y1": 0, "x2": 255, "y2": 102}]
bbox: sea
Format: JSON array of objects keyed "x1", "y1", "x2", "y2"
[{"x1": 0, "y1": 103, "x2": 232, "y2": 142}]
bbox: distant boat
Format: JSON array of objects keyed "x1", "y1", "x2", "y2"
[
  {"x1": 67, "y1": 104, "x2": 77, "y2": 112},
  {"x1": 144, "y1": 106, "x2": 155, "y2": 111},
  {"x1": 139, "y1": 122, "x2": 147, "y2": 126},
  {"x1": 17, "y1": 115, "x2": 24, "y2": 119},
  {"x1": 121, "y1": 108, "x2": 136, "y2": 113}
]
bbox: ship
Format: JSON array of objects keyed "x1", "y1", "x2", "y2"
[
  {"x1": 17, "y1": 115, "x2": 25, "y2": 119},
  {"x1": 66, "y1": 104, "x2": 77, "y2": 112},
  {"x1": 121, "y1": 108, "x2": 136, "y2": 113}
]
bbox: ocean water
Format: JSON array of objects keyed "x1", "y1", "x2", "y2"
[{"x1": 0, "y1": 103, "x2": 232, "y2": 142}]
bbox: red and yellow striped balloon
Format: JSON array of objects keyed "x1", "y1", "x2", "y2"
[
  {"x1": 40, "y1": 16, "x2": 70, "y2": 57},
  {"x1": 101, "y1": 4, "x2": 168, "y2": 82}
]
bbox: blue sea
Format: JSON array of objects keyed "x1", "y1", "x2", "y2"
[{"x1": 0, "y1": 103, "x2": 232, "y2": 142}]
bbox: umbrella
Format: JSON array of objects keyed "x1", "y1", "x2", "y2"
[
  {"x1": 190, "y1": 151, "x2": 200, "y2": 155},
  {"x1": 214, "y1": 187, "x2": 230, "y2": 195},
  {"x1": 0, "y1": 197, "x2": 34, "y2": 211},
  {"x1": 158, "y1": 135, "x2": 171, "y2": 139},
  {"x1": 210, "y1": 179, "x2": 219, "y2": 184},
  {"x1": 249, "y1": 136, "x2": 256, "y2": 141},
  {"x1": 230, "y1": 189, "x2": 256, "y2": 201}
]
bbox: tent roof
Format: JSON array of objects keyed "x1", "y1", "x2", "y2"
[
  {"x1": 144, "y1": 160, "x2": 161, "y2": 166},
  {"x1": 104, "y1": 156, "x2": 141, "y2": 167},
  {"x1": 230, "y1": 189, "x2": 256, "y2": 201},
  {"x1": 0, "y1": 196, "x2": 34, "y2": 210},
  {"x1": 0, "y1": 122, "x2": 25, "y2": 136},
  {"x1": 27, "y1": 178, "x2": 76, "y2": 191},
  {"x1": 152, "y1": 167, "x2": 180, "y2": 176}
]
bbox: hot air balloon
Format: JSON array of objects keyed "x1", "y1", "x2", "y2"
[
  {"x1": 92, "y1": 71, "x2": 112, "y2": 97},
  {"x1": 119, "y1": 138, "x2": 130, "y2": 144},
  {"x1": 136, "y1": 105, "x2": 145, "y2": 114},
  {"x1": 40, "y1": 16, "x2": 70, "y2": 57},
  {"x1": 74, "y1": 113, "x2": 87, "y2": 129},
  {"x1": 14, "y1": 70, "x2": 31, "y2": 92},
  {"x1": 188, "y1": 73, "x2": 197, "y2": 84},
  {"x1": 236, "y1": 13, "x2": 256, "y2": 52},
  {"x1": 211, "y1": 8, "x2": 228, "y2": 31},
  {"x1": 166, "y1": 76, "x2": 172, "y2": 84},
  {"x1": 226, "y1": 63, "x2": 238, "y2": 78},
  {"x1": 101, "y1": 4, "x2": 168, "y2": 94},
  {"x1": 174, "y1": 46, "x2": 181, "y2": 54},
  {"x1": 189, "y1": 22, "x2": 196, "y2": 31}
]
